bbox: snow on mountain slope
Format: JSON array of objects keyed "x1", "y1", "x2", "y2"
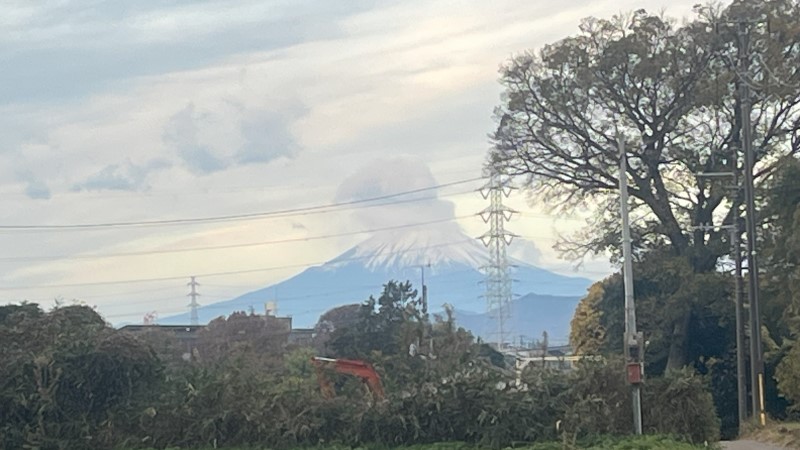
[{"x1": 328, "y1": 222, "x2": 488, "y2": 272}]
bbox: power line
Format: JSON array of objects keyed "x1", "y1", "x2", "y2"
[
  {"x1": 0, "y1": 178, "x2": 483, "y2": 231},
  {"x1": 1, "y1": 188, "x2": 479, "y2": 235},
  {"x1": 106, "y1": 280, "x2": 434, "y2": 318},
  {"x1": 0, "y1": 214, "x2": 477, "y2": 262},
  {"x1": 0, "y1": 168, "x2": 487, "y2": 201},
  {"x1": 0, "y1": 239, "x2": 475, "y2": 291}
]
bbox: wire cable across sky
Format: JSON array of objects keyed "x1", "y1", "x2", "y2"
[
  {"x1": 0, "y1": 239, "x2": 477, "y2": 291},
  {"x1": 0, "y1": 214, "x2": 478, "y2": 262},
  {"x1": 0, "y1": 177, "x2": 484, "y2": 231}
]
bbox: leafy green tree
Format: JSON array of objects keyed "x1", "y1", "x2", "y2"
[
  {"x1": 194, "y1": 311, "x2": 289, "y2": 369},
  {"x1": 567, "y1": 250, "x2": 741, "y2": 434},
  {"x1": 327, "y1": 280, "x2": 424, "y2": 360},
  {"x1": 763, "y1": 157, "x2": 800, "y2": 409},
  {"x1": 0, "y1": 304, "x2": 161, "y2": 450},
  {"x1": 570, "y1": 280, "x2": 611, "y2": 356},
  {"x1": 762, "y1": 158, "x2": 800, "y2": 338},
  {"x1": 490, "y1": 1, "x2": 800, "y2": 369},
  {"x1": 313, "y1": 303, "x2": 362, "y2": 351}
]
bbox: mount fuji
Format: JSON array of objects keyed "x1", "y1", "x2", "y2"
[{"x1": 161, "y1": 221, "x2": 593, "y2": 342}]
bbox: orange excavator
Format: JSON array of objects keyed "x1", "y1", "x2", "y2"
[{"x1": 310, "y1": 356, "x2": 386, "y2": 401}]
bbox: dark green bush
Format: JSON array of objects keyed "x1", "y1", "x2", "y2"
[{"x1": 0, "y1": 302, "x2": 722, "y2": 449}]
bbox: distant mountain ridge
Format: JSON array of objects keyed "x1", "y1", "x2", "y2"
[
  {"x1": 160, "y1": 224, "x2": 593, "y2": 342},
  {"x1": 451, "y1": 292, "x2": 580, "y2": 344}
]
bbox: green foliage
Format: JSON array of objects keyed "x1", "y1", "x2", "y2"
[
  {"x1": 568, "y1": 249, "x2": 738, "y2": 435},
  {"x1": 569, "y1": 282, "x2": 607, "y2": 356},
  {"x1": 491, "y1": 0, "x2": 800, "y2": 423},
  {"x1": 0, "y1": 282, "x2": 723, "y2": 449},
  {"x1": 0, "y1": 304, "x2": 161, "y2": 450},
  {"x1": 327, "y1": 280, "x2": 424, "y2": 360},
  {"x1": 644, "y1": 368, "x2": 721, "y2": 443},
  {"x1": 130, "y1": 438, "x2": 709, "y2": 450},
  {"x1": 559, "y1": 358, "x2": 719, "y2": 443},
  {"x1": 776, "y1": 343, "x2": 800, "y2": 411},
  {"x1": 760, "y1": 157, "x2": 800, "y2": 413}
]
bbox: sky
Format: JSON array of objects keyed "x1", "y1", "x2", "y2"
[{"x1": 0, "y1": 0, "x2": 701, "y2": 325}]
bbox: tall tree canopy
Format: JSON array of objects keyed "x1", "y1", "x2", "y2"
[
  {"x1": 762, "y1": 157, "x2": 800, "y2": 405},
  {"x1": 491, "y1": 0, "x2": 800, "y2": 369}
]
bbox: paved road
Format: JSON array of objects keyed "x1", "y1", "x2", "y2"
[{"x1": 722, "y1": 440, "x2": 789, "y2": 450}]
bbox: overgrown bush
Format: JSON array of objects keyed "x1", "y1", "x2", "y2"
[
  {"x1": 0, "y1": 305, "x2": 161, "y2": 450},
  {"x1": 644, "y1": 368, "x2": 720, "y2": 443},
  {"x1": 776, "y1": 342, "x2": 800, "y2": 411},
  {"x1": 0, "y1": 293, "x2": 723, "y2": 450},
  {"x1": 560, "y1": 358, "x2": 719, "y2": 445}
]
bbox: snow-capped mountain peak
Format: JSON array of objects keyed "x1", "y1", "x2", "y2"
[{"x1": 328, "y1": 222, "x2": 488, "y2": 272}]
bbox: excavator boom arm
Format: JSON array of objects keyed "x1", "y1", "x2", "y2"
[{"x1": 311, "y1": 357, "x2": 385, "y2": 400}]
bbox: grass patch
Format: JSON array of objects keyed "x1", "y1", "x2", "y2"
[{"x1": 129, "y1": 435, "x2": 714, "y2": 450}]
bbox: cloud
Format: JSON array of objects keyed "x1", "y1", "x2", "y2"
[
  {"x1": 71, "y1": 159, "x2": 171, "y2": 192},
  {"x1": 162, "y1": 102, "x2": 299, "y2": 174},
  {"x1": 13, "y1": 168, "x2": 52, "y2": 200},
  {"x1": 336, "y1": 157, "x2": 440, "y2": 201},
  {"x1": 162, "y1": 103, "x2": 228, "y2": 174},
  {"x1": 236, "y1": 110, "x2": 298, "y2": 165},
  {"x1": 335, "y1": 157, "x2": 456, "y2": 229},
  {"x1": 509, "y1": 239, "x2": 543, "y2": 265},
  {"x1": 0, "y1": 1, "x2": 379, "y2": 104},
  {"x1": 24, "y1": 179, "x2": 51, "y2": 200}
]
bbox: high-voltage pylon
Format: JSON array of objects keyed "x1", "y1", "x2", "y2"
[
  {"x1": 478, "y1": 173, "x2": 517, "y2": 350},
  {"x1": 187, "y1": 276, "x2": 200, "y2": 326}
]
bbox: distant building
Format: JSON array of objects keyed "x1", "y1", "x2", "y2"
[
  {"x1": 500, "y1": 344, "x2": 601, "y2": 372},
  {"x1": 120, "y1": 313, "x2": 316, "y2": 361},
  {"x1": 288, "y1": 328, "x2": 315, "y2": 346},
  {"x1": 119, "y1": 324, "x2": 204, "y2": 360},
  {"x1": 119, "y1": 324, "x2": 204, "y2": 336}
]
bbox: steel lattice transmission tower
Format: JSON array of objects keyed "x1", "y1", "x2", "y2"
[
  {"x1": 479, "y1": 173, "x2": 517, "y2": 350},
  {"x1": 187, "y1": 276, "x2": 200, "y2": 326}
]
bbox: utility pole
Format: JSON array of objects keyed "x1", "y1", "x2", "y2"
[
  {"x1": 618, "y1": 134, "x2": 643, "y2": 436},
  {"x1": 419, "y1": 263, "x2": 430, "y2": 316},
  {"x1": 419, "y1": 263, "x2": 433, "y2": 355},
  {"x1": 732, "y1": 216, "x2": 748, "y2": 426},
  {"x1": 738, "y1": 20, "x2": 765, "y2": 426},
  {"x1": 188, "y1": 276, "x2": 200, "y2": 326},
  {"x1": 695, "y1": 167, "x2": 747, "y2": 425}
]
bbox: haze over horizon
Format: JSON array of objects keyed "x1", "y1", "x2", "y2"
[{"x1": 0, "y1": 0, "x2": 702, "y2": 324}]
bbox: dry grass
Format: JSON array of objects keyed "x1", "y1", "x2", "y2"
[{"x1": 742, "y1": 421, "x2": 800, "y2": 449}]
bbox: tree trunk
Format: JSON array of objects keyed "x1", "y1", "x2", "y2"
[{"x1": 665, "y1": 311, "x2": 692, "y2": 370}]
